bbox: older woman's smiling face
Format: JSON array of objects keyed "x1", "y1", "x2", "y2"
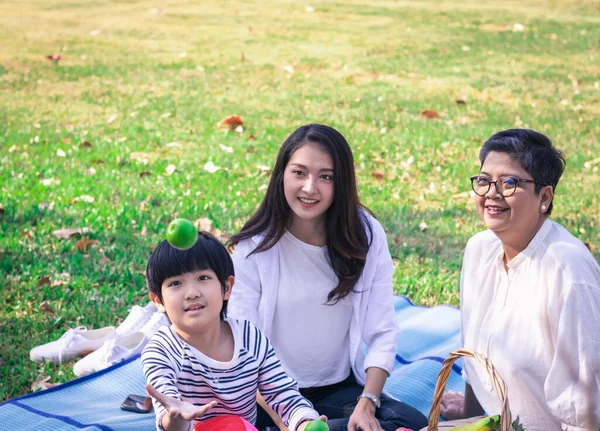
[{"x1": 475, "y1": 151, "x2": 549, "y2": 246}]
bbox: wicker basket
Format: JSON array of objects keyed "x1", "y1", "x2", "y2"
[{"x1": 426, "y1": 348, "x2": 512, "y2": 431}]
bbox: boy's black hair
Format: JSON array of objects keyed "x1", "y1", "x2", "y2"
[
  {"x1": 146, "y1": 231, "x2": 234, "y2": 320},
  {"x1": 480, "y1": 128, "x2": 566, "y2": 215}
]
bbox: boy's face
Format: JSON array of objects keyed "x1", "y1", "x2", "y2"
[{"x1": 150, "y1": 269, "x2": 232, "y2": 337}]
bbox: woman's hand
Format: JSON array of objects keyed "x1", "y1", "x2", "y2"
[
  {"x1": 440, "y1": 390, "x2": 465, "y2": 420},
  {"x1": 146, "y1": 384, "x2": 217, "y2": 430},
  {"x1": 348, "y1": 398, "x2": 383, "y2": 431}
]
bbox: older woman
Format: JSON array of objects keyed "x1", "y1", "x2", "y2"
[{"x1": 440, "y1": 129, "x2": 600, "y2": 431}]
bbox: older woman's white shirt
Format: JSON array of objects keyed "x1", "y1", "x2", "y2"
[{"x1": 461, "y1": 219, "x2": 600, "y2": 431}]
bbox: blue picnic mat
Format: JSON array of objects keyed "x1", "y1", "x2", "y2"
[{"x1": 0, "y1": 296, "x2": 463, "y2": 430}]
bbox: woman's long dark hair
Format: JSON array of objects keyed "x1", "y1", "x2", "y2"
[{"x1": 229, "y1": 124, "x2": 373, "y2": 302}]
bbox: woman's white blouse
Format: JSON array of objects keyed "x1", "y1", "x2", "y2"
[
  {"x1": 228, "y1": 212, "x2": 398, "y2": 390},
  {"x1": 461, "y1": 219, "x2": 600, "y2": 431}
]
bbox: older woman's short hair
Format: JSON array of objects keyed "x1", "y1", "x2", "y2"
[{"x1": 480, "y1": 129, "x2": 566, "y2": 215}]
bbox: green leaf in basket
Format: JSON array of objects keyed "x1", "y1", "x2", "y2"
[
  {"x1": 489, "y1": 414, "x2": 528, "y2": 431},
  {"x1": 510, "y1": 416, "x2": 527, "y2": 431}
]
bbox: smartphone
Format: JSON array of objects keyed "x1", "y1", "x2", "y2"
[{"x1": 120, "y1": 394, "x2": 153, "y2": 413}]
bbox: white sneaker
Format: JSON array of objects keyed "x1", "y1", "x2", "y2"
[
  {"x1": 73, "y1": 331, "x2": 148, "y2": 376},
  {"x1": 139, "y1": 311, "x2": 169, "y2": 338},
  {"x1": 30, "y1": 326, "x2": 116, "y2": 364},
  {"x1": 116, "y1": 302, "x2": 157, "y2": 337}
]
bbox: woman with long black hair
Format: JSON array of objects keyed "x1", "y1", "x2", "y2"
[{"x1": 228, "y1": 124, "x2": 427, "y2": 431}]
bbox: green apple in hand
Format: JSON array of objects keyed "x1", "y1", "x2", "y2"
[
  {"x1": 305, "y1": 419, "x2": 329, "y2": 431},
  {"x1": 166, "y1": 218, "x2": 198, "y2": 250}
]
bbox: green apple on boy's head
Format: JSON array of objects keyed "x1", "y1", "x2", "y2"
[{"x1": 166, "y1": 218, "x2": 198, "y2": 250}]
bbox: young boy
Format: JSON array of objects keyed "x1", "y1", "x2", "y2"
[{"x1": 142, "y1": 232, "x2": 325, "y2": 431}]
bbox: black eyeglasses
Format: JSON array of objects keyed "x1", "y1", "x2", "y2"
[{"x1": 470, "y1": 175, "x2": 549, "y2": 197}]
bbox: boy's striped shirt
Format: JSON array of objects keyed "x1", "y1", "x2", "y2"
[{"x1": 141, "y1": 318, "x2": 319, "y2": 431}]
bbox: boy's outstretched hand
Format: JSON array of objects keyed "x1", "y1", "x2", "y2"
[{"x1": 146, "y1": 384, "x2": 217, "y2": 431}]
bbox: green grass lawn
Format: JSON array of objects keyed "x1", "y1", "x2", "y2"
[{"x1": 1, "y1": 0, "x2": 599, "y2": 402}]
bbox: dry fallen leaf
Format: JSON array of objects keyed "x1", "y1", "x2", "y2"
[
  {"x1": 74, "y1": 239, "x2": 96, "y2": 252},
  {"x1": 81, "y1": 141, "x2": 93, "y2": 148},
  {"x1": 130, "y1": 152, "x2": 150, "y2": 164},
  {"x1": 219, "y1": 144, "x2": 234, "y2": 153},
  {"x1": 38, "y1": 276, "x2": 51, "y2": 286},
  {"x1": 421, "y1": 110, "x2": 440, "y2": 119},
  {"x1": 204, "y1": 161, "x2": 221, "y2": 173},
  {"x1": 74, "y1": 195, "x2": 95, "y2": 203},
  {"x1": 53, "y1": 227, "x2": 92, "y2": 239},
  {"x1": 98, "y1": 255, "x2": 111, "y2": 265},
  {"x1": 194, "y1": 217, "x2": 213, "y2": 232},
  {"x1": 46, "y1": 54, "x2": 62, "y2": 63},
  {"x1": 31, "y1": 375, "x2": 60, "y2": 392},
  {"x1": 165, "y1": 164, "x2": 177, "y2": 176},
  {"x1": 371, "y1": 172, "x2": 384, "y2": 181},
  {"x1": 39, "y1": 300, "x2": 55, "y2": 314},
  {"x1": 41, "y1": 178, "x2": 60, "y2": 186},
  {"x1": 139, "y1": 196, "x2": 151, "y2": 212},
  {"x1": 214, "y1": 229, "x2": 231, "y2": 243},
  {"x1": 217, "y1": 115, "x2": 244, "y2": 131},
  {"x1": 247, "y1": 135, "x2": 256, "y2": 141},
  {"x1": 38, "y1": 201, "x2": 53, "y2": 211},
  {"x1": 479, "y1": 23, "x2": 511, "y2": 32},
  {"x1": 583, "y1": 156, "x2": 600, "y2": 169},
  {"x1": 194, "y1": 217, "x2": 230, "y2": 242}
]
